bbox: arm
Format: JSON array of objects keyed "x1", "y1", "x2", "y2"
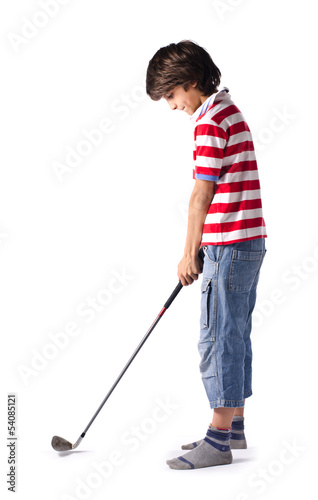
[{"x1": 178, "y1": 179, "x2": 215, "y2": 286}]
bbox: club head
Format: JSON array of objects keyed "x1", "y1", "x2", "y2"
[{"x1": 51, "y1": 435, "x2": 73, "y2": 451}]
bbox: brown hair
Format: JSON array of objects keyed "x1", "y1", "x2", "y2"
[{"x1": 146, "y1": 40, "x2": 221, "y2": 101}]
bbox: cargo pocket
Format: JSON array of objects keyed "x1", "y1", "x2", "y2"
[
  {"x1": 200, "y1": 278, "x2": 212, "y2": 329},
  {"x1": 228, "y1": 249, "x2": 265, "y2": 292}
]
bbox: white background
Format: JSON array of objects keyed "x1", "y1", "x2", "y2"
[{"x1": 0, "y1": 0, "x2": 316, "y2": 499}]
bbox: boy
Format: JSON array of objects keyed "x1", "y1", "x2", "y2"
[{"x1": 146, "y1": 40, "x2": 266, "y2": 470}]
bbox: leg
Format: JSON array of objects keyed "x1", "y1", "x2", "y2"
[
  {"x1": 175, "y1": 241, "x2": 265, "y2": 463},
  {"x1": 234, "y1": 401, "x2": 245, "y2": 417},
  {"x1": 212, "y1": 407, "x2": 235, "y2": 429}
]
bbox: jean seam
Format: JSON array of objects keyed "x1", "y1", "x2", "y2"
[
  {"x1": 228, "y1": 249, "x2": 236, "y2": 290},
  {"x1": 214, "y1": 246, "x2": 223, "y2": 403}
]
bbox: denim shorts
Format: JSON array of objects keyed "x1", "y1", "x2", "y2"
[{"x1": 198, "y1": 238, "x2": 266, "y2": 408}]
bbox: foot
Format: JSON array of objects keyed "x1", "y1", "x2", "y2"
[{"x1": 166, "y1": 427, "x2": 232, "y2": 470}]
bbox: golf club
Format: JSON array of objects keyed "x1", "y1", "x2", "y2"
[{"x1": 52, "y1": 281, "x2": 183, "y2": 452}]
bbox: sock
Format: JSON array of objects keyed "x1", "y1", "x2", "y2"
[
  {"x1": 166, "y1": 427, "x2": 232, "y2": 470},
  {"x1": 181, "y1": 416, "x2": 247, "y2": 450},
  {"x1": 181, "y1": 439, "x2": 203, "y2": 450},
  {"x1": 230, "y1": 416, "x2": 247, "y2": 449}
]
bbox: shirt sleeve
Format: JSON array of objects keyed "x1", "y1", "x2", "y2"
[{"x1": 193, "y1": 122, "x2": 228, "y2": 182}]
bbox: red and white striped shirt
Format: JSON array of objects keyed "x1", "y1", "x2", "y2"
[{"x1": 191, "y1": 88, "x2": 267, "y2": 245}]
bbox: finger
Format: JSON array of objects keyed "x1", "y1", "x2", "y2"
[
  {"x1": 178, "y1": 273, "x2": 188, "y2": 286},
  {"x1": 183, "y1": 275, "x2": 194, "y2": 286},
  {"x1": 180, "y1": 276, "x2": 189, "y2": 286}
]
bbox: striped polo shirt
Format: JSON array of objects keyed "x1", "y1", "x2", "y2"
[{"x1": 191, "y1": 88, "x2": 267, "y2": 245}]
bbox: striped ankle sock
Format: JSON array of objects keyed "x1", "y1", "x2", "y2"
[{"x1": 167, "y1": 427, "x2": 232, "y2": 470}]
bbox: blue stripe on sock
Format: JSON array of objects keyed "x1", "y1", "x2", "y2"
[
  {"x1": 178, "y1": 456, "x2": 194, "y2": 469},
  {"x1": 204, "y1": 437, "x2": 231, "y2": 452},
  {"x1": 231, "y1": 420, "x2": 244, "y2": 431},
  {"x1": 192, "y1": 442, "x2": 198, "y2": 448},
  {"x1": 230, "y1": 432, "x2": 244, "y2": 441},
  {"x1": 207, "y1": 428, "x2": 230, "y2": 442}
]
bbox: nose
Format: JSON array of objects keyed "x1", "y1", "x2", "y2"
[{"x1": 168, "y1": 101, "x2": 177, "y2": 111}]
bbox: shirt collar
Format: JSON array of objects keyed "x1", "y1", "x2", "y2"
[{"x1": 190, "y1": 87, "x2": 229, "y2": 124}]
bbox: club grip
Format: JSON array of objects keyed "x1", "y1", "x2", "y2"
[{"x1": 163, "y1": 281, "x2": 183, "y2": 310}]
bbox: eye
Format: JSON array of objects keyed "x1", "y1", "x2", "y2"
[{"x1": 167, "y1": 93, "x2": 173, "y2": 99}]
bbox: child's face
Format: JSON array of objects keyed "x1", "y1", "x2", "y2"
[{"x1": 163, "y1": 85, "x2": 207, "y2": 115}]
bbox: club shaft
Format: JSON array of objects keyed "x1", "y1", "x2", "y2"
[
  {"x1": 80, "y1": 281, "x2": 183, "y2": 438},
  {"x1": 82, "y1": 314, "x2": 162, "y2": 436}
]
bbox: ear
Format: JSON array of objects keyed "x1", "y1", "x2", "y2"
[{"x1": 191, "y1": 82, "x2": 198, "y2": 88}]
